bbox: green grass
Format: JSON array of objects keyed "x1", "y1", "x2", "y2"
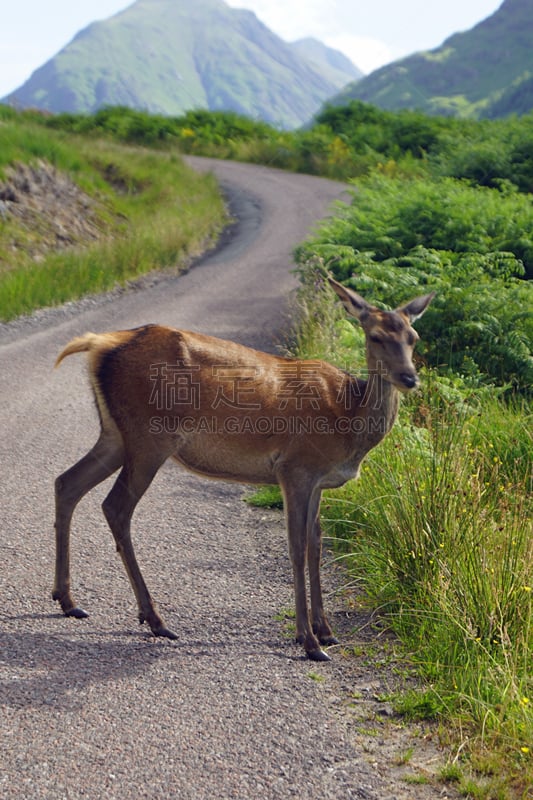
[
  {"x1": 244, "y1": 485, "x2": 283, "y2": 509},
  {"x1": 292, "y1": 279, "x2": 532, "y2": 796},
  {"x1": 0, "y1": 113, "x2": 226, "y2": 321}
]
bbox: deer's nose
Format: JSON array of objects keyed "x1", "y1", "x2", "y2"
[{"x1": 400, "y1": 373, "x2": 418, "y2": 389}]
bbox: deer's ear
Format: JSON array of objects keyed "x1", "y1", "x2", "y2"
[
  {"x1": 328, "y1": 277, "x2": 373, "y2": 320},
  {"x1": 398, "y1": 292, "x2": 435, "y2": 323}
]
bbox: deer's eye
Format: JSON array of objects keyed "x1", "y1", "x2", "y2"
[{"x1": 369, "y1": 334, "x2": 383, "y2": 344}]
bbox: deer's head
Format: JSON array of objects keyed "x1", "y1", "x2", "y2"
[{"x1": 329, "y1": 277, "x2": 434, "y2": 392}]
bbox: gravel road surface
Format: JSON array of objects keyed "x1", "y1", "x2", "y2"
[{"x1": 0, "y1": 159, "x2": 456, "y2": 799}]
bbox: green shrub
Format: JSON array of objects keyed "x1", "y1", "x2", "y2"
[
  {"x1": 45, "y1": 106, "x2": 278, "y2": 151},
  {"x1": 316, "y1": 101, "x2": 448, "y2": 160},
  {"x1": 296, "y1": 175, "x2": 533, "y2": 393}
]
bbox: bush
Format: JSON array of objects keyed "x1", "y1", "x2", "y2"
[
  {"x1": 295, "y1": 175, "x2": 533, "y2": 393},
  {"x1": 316, "y1": 101, "x2": 447, "y2": 160},
  {"x1": 45, "y1": 106, "x2": 278, "y2": 151}
]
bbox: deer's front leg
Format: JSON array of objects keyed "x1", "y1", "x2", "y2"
[
  {"x1": 282, "y1": 480, "x2": 330, "y2": 662},
  {"x1": 307, "y1": 492, "x2": 338, "y2": 647}
]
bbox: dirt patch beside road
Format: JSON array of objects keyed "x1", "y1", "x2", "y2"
[{"x1": 0, "y1": 160, "x2": 103, "y2": 259}]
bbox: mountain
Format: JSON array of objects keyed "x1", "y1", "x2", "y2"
[
  {"x1": 3, "y1": 0, "x2": 360, "y2": 128},
  {"x1": 290, "y1": 38, "x2": 363, "y2": 88},
  {"x1": 326, "y1": 0, "x2": 533, "y2": 118}
]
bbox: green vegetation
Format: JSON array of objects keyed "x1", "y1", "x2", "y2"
[
  {"x1": 43, "y1": 101, "x2": 533, "y2": 192},
  {"x1": 295, "y1": 174, "x2": 533, "y2": 395},
  {"x1": 244, "y1": 485, "x2": 283, "y2": 509},
  {"x1": 0, "y1": 105, "x2": 226, "y2": 321}
]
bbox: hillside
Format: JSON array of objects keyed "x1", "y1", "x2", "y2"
[
  {"x1": 2, "y1": 0, "x2": 360, "y2": 129},
  {"x1": 327, "y1": 0, "x2": 533, "y2": 118},
  {"x1": 290, "y1": 37, "x2": 362, "y2": 88}
]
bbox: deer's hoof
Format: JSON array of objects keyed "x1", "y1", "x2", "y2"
[
  {"x1": 153, "y1": 626, "x2": 178, "y2": 641},
  {"x1": 319, "y1": 634, "x2": 339, "y2": 646},
  {"x1": 65, "y1": 606, "x2": 89, "y2": 619},
  {"x1": 307, "y1": 647, "x2": 332, "y2": 662}
]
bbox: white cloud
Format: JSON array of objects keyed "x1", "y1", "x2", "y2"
[
  {"x1": 226, "y1": 0, "x2": 335, "y2": 41},
  {"x1": 324, "y1": 34, "x2": 395, "y2": 74}
]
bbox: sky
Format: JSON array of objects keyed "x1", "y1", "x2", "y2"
[{"x1": 1, "y1": 0, "x2": 503, "y2": 98}]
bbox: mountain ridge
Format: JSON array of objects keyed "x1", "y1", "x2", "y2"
[
  {"x1": 3, "y1": 0, "x2": 361, "y2": 128},
  {"x1": 327, "y1": 0, "x2": 533, "y2": 118}
]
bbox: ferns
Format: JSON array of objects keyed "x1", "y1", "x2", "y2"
[{"x1": 297, "y1": 176, "x2": 533, "y2": 395}]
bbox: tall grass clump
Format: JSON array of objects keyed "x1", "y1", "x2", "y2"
[
  {"x1": 0, "y1": 107, "x2": 86, "y2": 174},
  {"x1": 324, "y1": 386, "x2": 532, "y2": 790}
]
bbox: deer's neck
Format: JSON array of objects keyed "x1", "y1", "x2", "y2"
[
  {"x1": 317, "y1": 369, "x2": 400, "y2": 491},
  {"x1": 349, "y1": 369, "x2": 400, "y2": 445},
  {"x1": 370, "y1": 375, "x2": 399, "y2": 435}
]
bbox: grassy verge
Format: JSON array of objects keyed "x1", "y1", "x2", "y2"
[
  {"x1": 0, "y1": 111, "x2": 226, "y2": 321},
  {"x1": 291, "y1": 278, "x2": 532, "y2": 798}
]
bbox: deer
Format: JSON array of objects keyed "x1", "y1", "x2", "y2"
[{"x1": 52, "y1": 277, "x2": 434, "y2": 661}]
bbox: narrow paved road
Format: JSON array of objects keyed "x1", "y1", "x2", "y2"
[{"x1": 0, "y1": 159, "x2": 453, "y2": 799}]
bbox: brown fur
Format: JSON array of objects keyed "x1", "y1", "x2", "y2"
[{"x1": 52, "y1": 280, "x2": 434, "y2": 661}]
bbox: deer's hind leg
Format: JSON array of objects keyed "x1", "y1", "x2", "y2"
[
  {"x1": 53, "y1": 431, "x2": 124, "y2": 618},
  {"x1": 101, "y1": 449, "x2": 176, "y2": 640}
]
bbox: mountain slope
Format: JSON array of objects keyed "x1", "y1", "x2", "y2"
[
  {"x1": 290, "y1": 38, "x2": 363, "y2": 88},
  {"x1": 3, "y1": 0, "x2": 359, "y2": 128},
  {"x1": 327, "y1": 0, "x2": 533, "y2": 118}
]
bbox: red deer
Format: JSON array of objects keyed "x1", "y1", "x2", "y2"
[{"x1": 53, "y1": 278, "x2": 434, "y2": 661}]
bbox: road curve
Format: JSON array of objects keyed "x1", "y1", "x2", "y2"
[{"x1": 0, "y1": 159, "x2": 448, "y2": 800}]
